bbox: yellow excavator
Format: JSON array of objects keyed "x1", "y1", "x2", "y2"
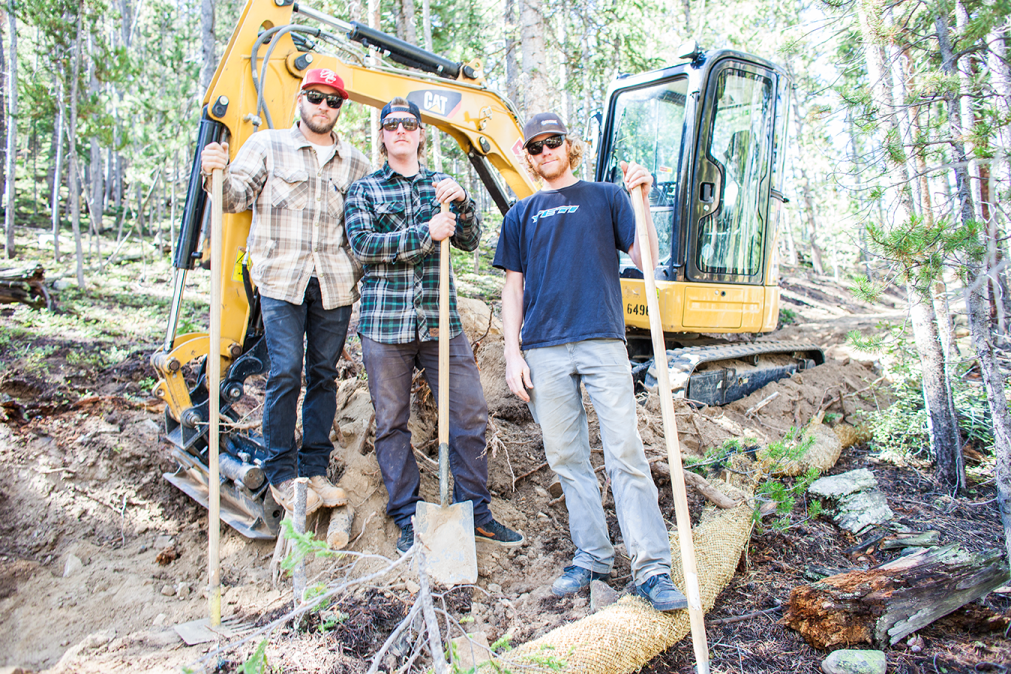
[{"x1": 149, "y1": 0, "x2": 822, "y2": 538}]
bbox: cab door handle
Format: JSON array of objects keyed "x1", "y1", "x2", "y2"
[{"x1": 700, "y1": 182, "x2": 715, "y2": 203}]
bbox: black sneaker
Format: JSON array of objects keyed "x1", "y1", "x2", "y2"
[
  {"x1": 474, "y1": 518, "x2": 524, "y2": 547},
  {"x1": 635, "y1": 573, "x2": 688, "y2": 611},
  {"x1": 396, "y1": 522, "x2": 414, "y2": 554},
  {"x1": 551, "y1": 565, "x2": 610, "y2": 596}
]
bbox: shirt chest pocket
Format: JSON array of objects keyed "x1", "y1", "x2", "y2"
[
  {"x1": 270, "y1": 168, "x2": 309, "y2": 211},
  {"x1": 375, "y1": 202, "x2": 407, "y2": 232},
  {"x1": 327, "y1": 182, "x2": 346, "y2": 219}
]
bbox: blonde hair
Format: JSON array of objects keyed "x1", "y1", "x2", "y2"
[
  {"x1": 524, "y1": 136, "x2": 585, "y2": 181},
  {"x1": 379, "y1": 97, "x2": 426, "y2": 160}
]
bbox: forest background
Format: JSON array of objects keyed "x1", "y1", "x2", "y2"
[{"x1": 1, "y1": 0, "x2": 1010, "y2": 555}]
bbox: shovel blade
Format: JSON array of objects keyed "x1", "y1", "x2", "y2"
[{"x1": 414, "y1": 500, "x2": 478, "y2": 587}]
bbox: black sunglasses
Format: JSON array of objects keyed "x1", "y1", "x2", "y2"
[
  {"x1": 382, "y1": 117, "x2": 421, "y2": 132},
  {"x1": 527, "y1": 135, "x2": 565, "y2": 155},
  {"x1": 304, "y1": 90, "x2": 344, "y2": 110}
]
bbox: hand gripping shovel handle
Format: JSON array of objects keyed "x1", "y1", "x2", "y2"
[
  {"x1": 629, "y1": 183, "x2": 710, "y2": 673},
  {"x1": 438, "y1": 202, "x2": 451, "y2": 508}
]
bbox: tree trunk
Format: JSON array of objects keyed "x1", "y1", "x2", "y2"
[
  {"x1": 988, "y1": 20, "x2": 1011, "y2": 190},
  {"x1": 51, "y1": 75, "x2": 64, "y2": 262},
  {"x1": 933, "y1": 280, "x2": 960, "y2": 363},
  {"x1": 397, "y1": 0, "x2": 416, "y2": 45},
  {"x1": 88, "y1": 33, "x2": 102, "y2": 237},
  {"x1": 67, "y1": 12, "x2": 85, "y2": 289},
  {"x1": 200, "y1": 0, "x2": 216, "y2": 90},
  {"x1": 504, "y1": 0, "x2": 519, "y2": 105},
  {"x1": 368, "y1": 0, "x2": 380, "y2": 167},
  {"x1": 3, "y1": 0, "x2": 15, "y2": 259},
  {"x1": 908, "y1": 283, "x2": 965, "y2": 490},
  {"x1": 519, "y1": 0, "x2": 548, "y2": 115},
  {"x1": 783, "y1": 545, "x2": 1009, "y2": 649},
  {"x1": 790, "y1": 89, "x2": 824, "y2": 275},
  {"x1": 936, "y1": 7, "x2": 1011, "y2": 560},
  {"x1": 420, "y1": 0, "x2": 442, "y2": 172}
]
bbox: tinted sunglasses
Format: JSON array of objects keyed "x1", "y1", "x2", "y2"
[
  {"x1": 527, "y1": 135, "x2": 565, "y2": 155},
  {"x1": 303, "y1": 90, "x2": 344, "y2": 110},
  {"x1": 382, "y1": 117, "x2": 421, "y2": 132}
]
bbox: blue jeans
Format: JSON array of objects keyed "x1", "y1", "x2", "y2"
[
  {"x1": 260, "y1": 277, "x2": 351, "y2": 486},
  {"x1": 360, "y1": 333, "x2": 492, "y2": 528},
  {"x1": 525, "y1": 339, "x2": 672, "y2": 584}
]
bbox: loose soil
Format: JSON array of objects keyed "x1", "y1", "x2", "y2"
[{"x1": 1, "y1": 268, "x2": 1008, "y2": 673}]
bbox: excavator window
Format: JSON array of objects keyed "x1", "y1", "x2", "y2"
[
  {"x1": 695, "y1": 68, "x2": 774, "y2": 277},
  {"x1": 603, "y1": 77, "x2": 689, "y2": 272}
]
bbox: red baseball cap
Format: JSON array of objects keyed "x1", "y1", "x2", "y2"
[{"x1": 300, "y1": 69, "x2": 349, "y2": 99}]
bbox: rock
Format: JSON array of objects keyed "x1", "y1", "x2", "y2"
[
  {"x1": 152, "y1": 613, "x2": 166, "y2": 626},
  {"x1": 589, "y1": 580, "x2": 620, "y2": 612},
  {"x1": 63, "y1": 554, "x2": 83, "y2": 578},
  {"x1": 53, "y1": 278, "x2": 72, "y2": 290},
  {"x1": 161, "y1": 584, "x2": 177, "y2": 597},
  {"x1": 821, "y1": 649, "x2": 887, "y2": 674},
  {"x1": 81, "y1": 629, "x2": 116, "y2": 649},
  {"x1": 176, "y1": 582, "x2": 191, "y2": 599},
  {"x1": 810, "y1": 469, "x2": 878, "y2": 499},
  {"x1": 487, "y1": 583, "x2": 502, "y2": 594},
  {"x1": 405, "y1": 579, "x2": 420, "y2": 594},
  {"x1": 834, "y1": 490, "x2": 894, "y2": 534},
  {"x1": 450, "y1": 631, "x2": 492, "y2": 670}
]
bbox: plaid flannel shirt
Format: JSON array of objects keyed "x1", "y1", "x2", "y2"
[
  {"x1": 345, "y1": 163, "x2": 481, "y2": 344},
  {"x1": 213, "y1": 123, "x2": 371, "y2": 310}
]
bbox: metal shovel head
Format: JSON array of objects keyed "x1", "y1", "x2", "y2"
[{"x1": 414, "y1": 499, "x2": 478, "y2": 587}]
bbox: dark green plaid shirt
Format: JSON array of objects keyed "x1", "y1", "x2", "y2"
[{"x1": 345, "y1": 162, "x2": 481, "y2": 344}]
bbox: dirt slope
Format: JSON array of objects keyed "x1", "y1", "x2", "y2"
[{"x1": 1, "y1": 272, "x2": 1005, "y2": 673}]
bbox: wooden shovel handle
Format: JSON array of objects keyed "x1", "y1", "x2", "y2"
[
  {"x1": 629, "y1": 182, "x2": 710, "y2": 673},
  {"x1": 438, "y1": 202, "x2": 451, "y2": 507}
]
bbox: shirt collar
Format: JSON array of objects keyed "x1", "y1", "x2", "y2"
[
  {"x1": 380, "y1": 161, "x2": 431, "y2": 181},
  {"x1": 291, "y1": 122, "x2": 339, "y2": 152}
]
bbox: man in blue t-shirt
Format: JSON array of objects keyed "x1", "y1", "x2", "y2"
[{"x1": 493, "y1": 112, "x2": 687, "y2": 612}]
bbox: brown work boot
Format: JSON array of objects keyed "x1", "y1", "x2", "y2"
[
  {"x1": 308, "y1": 475, "x2": 348, "y2": 507},
  {"x1": 269, "y1": 479, "x2": 322, "y2": 515}
]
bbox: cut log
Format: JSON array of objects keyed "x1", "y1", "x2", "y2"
[
  {"x1": 649, "y1": 459, "x2": 741, "y2": 509},
  {"x1": 326, "y1": 504, "x2": 355, "y2": 550},
  {"x1": 782, "y1": 544, "x2": 1010, "y2": 649},
  {"x1": 0, "y1": 264, "x2": 53, "y2": 310}
]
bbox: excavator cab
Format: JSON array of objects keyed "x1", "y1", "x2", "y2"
[{"x1": 596, "y1": 49, "x2": 822, "y2": 401}]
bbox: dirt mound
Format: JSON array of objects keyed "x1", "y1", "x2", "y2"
[{"x1": 0, "y1": 291, "x2": 893, "y2": 672}]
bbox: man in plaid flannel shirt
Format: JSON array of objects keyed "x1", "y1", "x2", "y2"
[
  {"x1": 200, "y1": 69, "x2": 369, "y2": 516},
  {"x1": 345, "y1": 97, "x2": 524, "y2": 554}
]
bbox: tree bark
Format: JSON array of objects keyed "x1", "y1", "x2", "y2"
[
  {"x1": 504, "y1": 0, "x2": 519, "y2": 105},
  {"x1": 783, "y1": 545, "x2": 1009, "y2": 649},
  {"x1": 51, "y1": 74, "x2": 64, "y2": 262},
  {"x1": 67, "y1": 12, "x2": 85, "y2": 288},
  {"x1": 790, "y1": 89, "x2": 824, "y2": 275},
  {"x1": 88, "y1": 33, "x2": 102, "y2": 237},
  {"x1": 936, "y1": 7, "x2": 1011, "y2": 560},
  {"x1": 200, "y1": 0, "x2": 215, "y2": 91},
  {"x1": 397, "y1": 0, "x2": 416, "y2": 45},
  {"x1": 519, "y1": 0, "x2": 548, "y2": 115},
  {"x1": 908, "y1": 283, "x2": 965, "y2": 490},
  {"x1": 3, "y1": 0, "x2": 15, "y2": 259},
  {"x1": 368, "y1": 0, "x2": 380, "y2": 167},
  {"x1": 420, "y1": 0, "x2": 442, "y2": 172}
]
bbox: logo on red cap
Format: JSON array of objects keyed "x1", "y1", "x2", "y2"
[{"x1": 318, "y1": 69, "x2": 338, "y2": 84}]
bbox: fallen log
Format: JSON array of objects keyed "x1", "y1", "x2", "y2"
[
  {"x1": 326, "y1": 504, "x2": 355, "y2": 550},
  {"x1": 649, "y1": 459, "x2": 741, "y2": 509},
  {"x1": 0, "y1": 264, "x2": 54, "y2": 310},
  {"x1": 782, "y1": 544, "x2": 1010, "y2": 649}
]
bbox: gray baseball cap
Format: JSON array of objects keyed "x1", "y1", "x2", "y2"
[{"x1": 522, "y1": 112, "x2": 569, "y2": 148}]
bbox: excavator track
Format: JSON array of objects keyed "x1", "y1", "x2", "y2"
[{"x1": 634, "y1": 340, "x2": 824, "y2": 406}]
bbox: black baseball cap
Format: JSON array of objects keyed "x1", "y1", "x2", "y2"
[
  {"x1": 522, "y1": 112, "x2": 569, "y2": 148},
  {"x1": 380, "y1": 100, "x2": 422, "y2": 125}
]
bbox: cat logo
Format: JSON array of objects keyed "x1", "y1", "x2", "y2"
[{"x1": 407, "y1": 90, "x2": 463, "y2": 119}]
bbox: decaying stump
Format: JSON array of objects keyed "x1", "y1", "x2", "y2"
[
  {"x1": 782, "y1": 544, "x2": 1010, "y2": 649},
  {"x1": 0, "y1": 264, "x2": 54, "y2": 310}
]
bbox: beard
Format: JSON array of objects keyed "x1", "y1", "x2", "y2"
[
  {"x1": 299, "y1": 101, "x2": 338, "y2": 136},
  {"x1": 534, "y1": 148, "x2": 571, "y2": 181}
]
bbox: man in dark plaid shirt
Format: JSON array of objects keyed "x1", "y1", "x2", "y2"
[{"x1": 345, "y1": 97, "x2": 523, "y2": 554}]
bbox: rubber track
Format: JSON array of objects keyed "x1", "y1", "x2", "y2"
[{"x1": 650, "y1": 340, "x2": 825, "y2": 397}]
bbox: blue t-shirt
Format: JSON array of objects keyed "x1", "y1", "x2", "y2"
[{"x1": 493, "y1": 180, "x2": 636, "y2": 350}]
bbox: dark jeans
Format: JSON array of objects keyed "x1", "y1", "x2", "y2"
[
  {"x1": 260, "y1": 277, "x2": 351, "y2": 486},
  {"x1": 361, "y1": 333, "x2": 492, "y2": 528}
]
